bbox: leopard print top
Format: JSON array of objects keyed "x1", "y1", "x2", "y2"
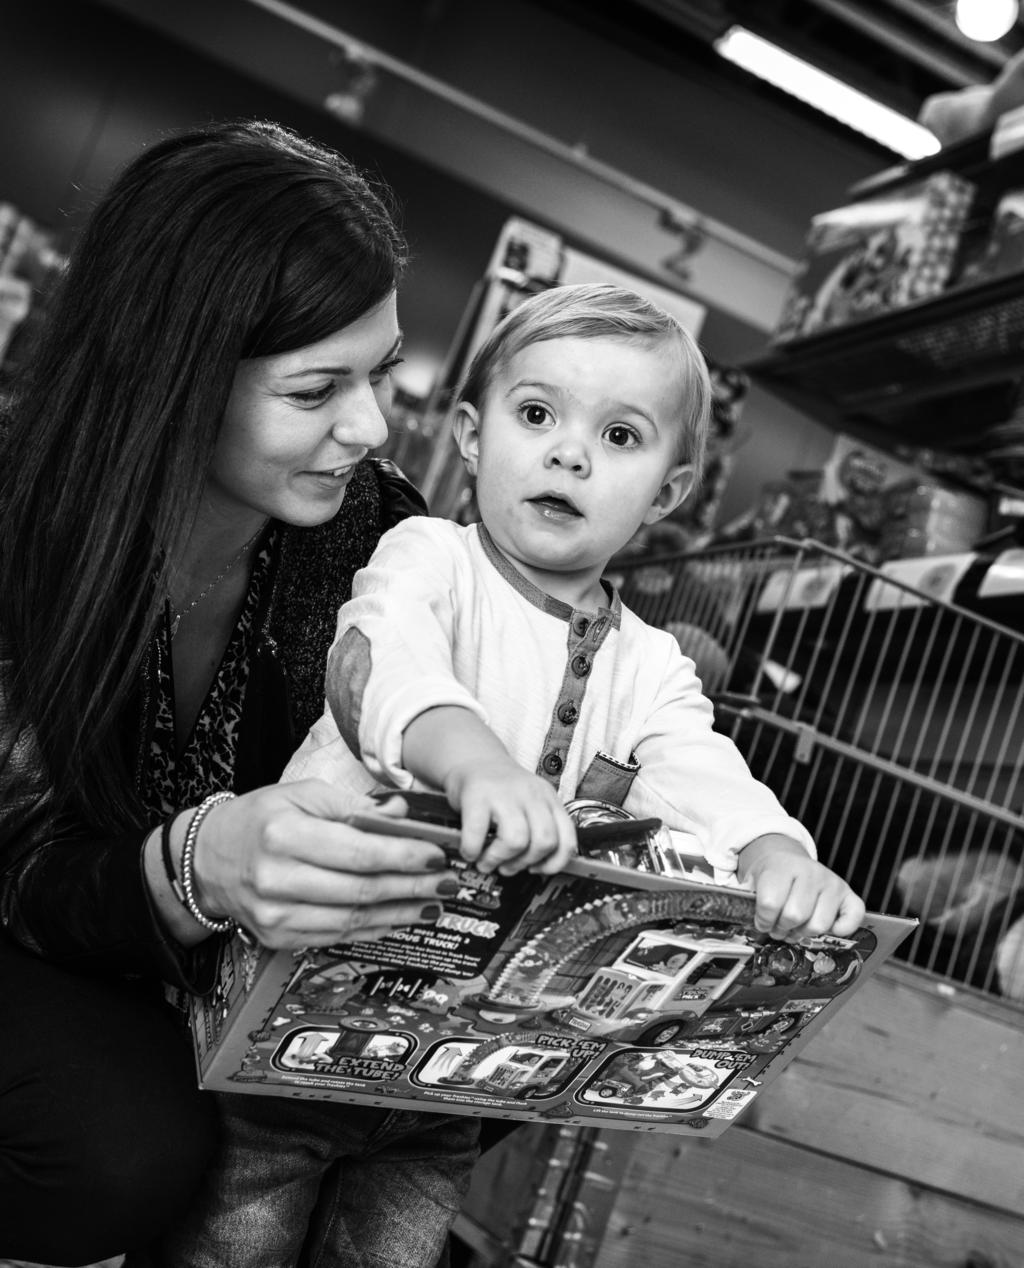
[{"x1": 141, "y1": 532, "x2": 275, "y2": 819}]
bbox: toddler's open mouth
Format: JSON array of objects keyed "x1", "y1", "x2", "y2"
[{"x1": 529, "y1": 495, "x2": 582, "y2": 518}]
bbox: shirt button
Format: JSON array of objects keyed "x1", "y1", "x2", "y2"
[
  {"x1": 542, "y1": 751, "x2": 564, "y2": 775},
  {"x1": 571, "y1": 654, "x2": 591, "y2": 677},
  {"x1": 558, "y1": 701, "x2": 578, "y2": 725},
  {"x1": 573, "y1": 615, "x2": 590, "y2": 636}
]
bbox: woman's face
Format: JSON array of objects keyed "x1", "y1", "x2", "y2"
[{"x1": 206, "y1": 292, "x2": 402, "y2": 530}]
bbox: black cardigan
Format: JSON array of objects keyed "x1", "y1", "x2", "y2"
[{"x1": 0, "y1": 459, "x2": 425, "y2": 987}]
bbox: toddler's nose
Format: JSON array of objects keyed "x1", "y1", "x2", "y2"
[{"x1": 545, "y1": 436, "x2": 590, "y2": 475}]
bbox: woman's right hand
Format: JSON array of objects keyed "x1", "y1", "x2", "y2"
[{"x1": 155, "y1": 781, "x2": 459, "y2": 949}]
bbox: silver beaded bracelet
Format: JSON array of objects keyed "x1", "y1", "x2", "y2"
[{"x1": 178, "y1": 791, "x2": 238, "y2": 934}]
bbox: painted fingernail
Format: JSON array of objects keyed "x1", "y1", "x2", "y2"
[
  {"x1": 424, "y1": 855, "x2": 449, "y2": 871},
  {"x1": 420, "y1": 903, "x2": 443, "y2": 921},
  {"x1": 435, "y1": 878, "x2": 460, "y2": 896}
]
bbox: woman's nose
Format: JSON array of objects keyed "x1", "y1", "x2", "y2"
[{"x1": 331, "y1": 387, "x2": 389, "y2": 451}]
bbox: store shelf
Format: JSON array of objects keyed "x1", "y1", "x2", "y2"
[
  {"x1": 848, "y1": 131, "x2": 1024, "y2": 203},
  {"x1": 745, "y1": 271, "x2": 1024, "y2": 443},
  {"x1": 744, "y1": 125, "x2": 1024, "y2": 446}
]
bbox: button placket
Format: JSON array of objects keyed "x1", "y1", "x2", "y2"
[{"x1": 537, "y1": 603, "x2": 614, "y2": 789}]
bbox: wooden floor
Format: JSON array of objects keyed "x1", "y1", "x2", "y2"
[{"x1": 458, "y1": 961, "x2": 1024, "y2": 1266}]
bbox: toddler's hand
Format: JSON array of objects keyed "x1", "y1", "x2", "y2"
[
  {"x1": 736, "y1": 834, "x2": 866, "y2": 940},
  {"x1": 444, "y1": 759, "x2": 577, "y2": 875}
]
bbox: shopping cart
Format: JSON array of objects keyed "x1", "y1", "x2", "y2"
[{"x1": 610, "y1": 536, "x2": 1024, "y2": 1005}]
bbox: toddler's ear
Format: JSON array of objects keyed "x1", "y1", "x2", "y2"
[
  {"x1": 452, "y1": 403, "x2": 481, "y2": 476},
  {"x1": 642, "y1": 462, "x2": 695, "y2": 525}
]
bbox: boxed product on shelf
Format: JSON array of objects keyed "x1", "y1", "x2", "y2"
[
  {"x1": 727, "y1": 434, "x2": 989, "y2": 565},
  {"x1": 772, "y1": 170, "x2": 976, "y2": 342},
  {"x1": 878, "y1": 478, "x2": 989, "y2": 559},
  {"x1": 956, "y1": 188, "x2": 1024, "y2": 288},
  {"x1": 189, "y1": 803, "x2": 913, "y2": 1139},
  {"x1": 815, "y1": 434, "x2": 917, "y2": 560},
  {"x1": 819, "y1": 433, "x2": 921, "y2": 505}
]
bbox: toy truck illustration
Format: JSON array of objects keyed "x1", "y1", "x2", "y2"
[
  {"x1": 437, "y1": 1040, "x2": 573, "y2": 1096},
  {"x1": 558, "y1": 929, "x2": 754, "y2": 1039},
  {"x1": 477, "y1": 1047, "x2": 571, "y2": 1094}
]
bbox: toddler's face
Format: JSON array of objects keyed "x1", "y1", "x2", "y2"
[{"x1": 455, "y1": 335, "x2": 693, "y2": 610}]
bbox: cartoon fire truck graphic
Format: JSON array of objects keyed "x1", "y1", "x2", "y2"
[{"x1": 561, "y1": 929, "x2": 754, "y2": 1036}]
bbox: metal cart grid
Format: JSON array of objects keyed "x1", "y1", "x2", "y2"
[{"x1": 610, "y1": 536, "x2": 1024, "y2": 1004}]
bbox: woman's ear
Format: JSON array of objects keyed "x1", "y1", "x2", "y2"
[
  {"x1": 642, "y1": 462, "x2": 695, "y2": 526},
  {"x1": 451, "y1": 402, "x2": 481, "y2": 476}
]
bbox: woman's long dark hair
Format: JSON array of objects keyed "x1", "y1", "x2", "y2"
[{"x1": 0, "y1": 119, "x2": 406, "y2": 832}]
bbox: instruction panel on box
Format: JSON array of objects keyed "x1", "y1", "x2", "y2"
[{"x1": 190, "y1": 811, "x2": 914, "y2": 1138}]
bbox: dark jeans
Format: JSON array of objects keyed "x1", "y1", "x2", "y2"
[
  {"x1": 152, "y1": 1095, "x2": 479, "y2": 1268},
  {"x1": 0, "y1": 934, "x2": 218, "y2": 1266}
]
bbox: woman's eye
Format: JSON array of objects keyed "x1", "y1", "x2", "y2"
[
  {"x1": 605, "y1": 423, "x2": 640, "y2": 448},
  {"x1": 520, "y1": 403, "x2": 552, "y2": 427},
  {"x1": 371, "y1": 356, "x2": 404, "y2": 384},
  {"x1": 289, "y1": 384, "x2": 334, "y2": 407}
]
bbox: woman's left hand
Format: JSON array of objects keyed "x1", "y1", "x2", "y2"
[{"x1": 148, "y1": 781, "x2": 460, "y2": 949}]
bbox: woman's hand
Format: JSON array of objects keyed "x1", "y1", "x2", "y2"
[{"x1": 150, "y1": 782, "x2": 459, "y2": 949}]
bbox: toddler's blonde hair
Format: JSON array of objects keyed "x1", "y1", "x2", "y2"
[{"x1": 458, "y1": 282, "x2": 712, "y2": 484}]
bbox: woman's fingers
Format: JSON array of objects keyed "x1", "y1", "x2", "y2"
[
  {"x1": 191, "y1": 782, "x2": 459, "y2": 936},
  {"x1": 243, "y1": 857, "x2": 459, "y2": 910},
  {"x1": 247, "y1": 899, "x2": 449, "y2": 950},
  {"x1": 265, "y1": 780, "x2": 452, "y2": 873}
]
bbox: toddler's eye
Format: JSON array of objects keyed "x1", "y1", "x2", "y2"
[
  {"x1": 605, "y1": 423, "x2": 639, "y2": 448},
  {"x1": 521, "y1": 403, "x2": 552, "y2": 427}
]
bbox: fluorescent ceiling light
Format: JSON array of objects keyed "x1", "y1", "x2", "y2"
[
  {"x1": 715, "y1": 25, "x2": 941, "y2": 161},
  {"x1": 955, "y1": 0, "x2": 1019, "y2": 43}
]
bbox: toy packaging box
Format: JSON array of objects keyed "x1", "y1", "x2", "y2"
[
  {"x1": 773, "y1": 170, "x2": 975, "y2": 343},
  {"x1": 819, "y1": 433, "x2": 988, "y2": 562},
  {"x1": 957, "y1": 188, "x2": 1024, "y2": 288},
  {"x1": 189, "y1": 807, "x2": 915, "y2": 1139}
]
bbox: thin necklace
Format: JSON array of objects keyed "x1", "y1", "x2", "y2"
[{"x1": 169, "y1": 523, "x2": 266, "y2": 637}]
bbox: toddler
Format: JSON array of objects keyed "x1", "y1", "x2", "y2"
[
  {"x1": 196, "y1": 282, "x2": 865, "y2": 1266},
  {"x1": 297, "y1": 282, "x2": 864, "y2": 941}
]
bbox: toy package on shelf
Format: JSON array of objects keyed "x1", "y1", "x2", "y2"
[
  {"x1": 821, "y1": 434, "x2": 987, "y2": 562},
  {"x1": 956, "y1": 188, "x2": 1024, "y2": 288},
  {"x1": 189, "y1": 800, "x2": 914, "y2": 1139},
  {"x1": 773, "y1": 170, "x2": 975, "y2": 343},
  {"x1": 878, "y1": 477, "x2": 989, "y2": 559}
]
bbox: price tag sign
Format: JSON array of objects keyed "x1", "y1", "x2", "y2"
[
  {"x1": 978, "y1": 549, "x2": 1024, "y2": 599},
  {"x1": 756, "y1": 563, "x2": 849, "y2": 612},
  {"x1": 864, "y1": 553, "x2": 975, "y2": 611}
]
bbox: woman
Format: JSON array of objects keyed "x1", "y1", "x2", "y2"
[{"x1": 0, "y1": 119, "x2": 465, "y2": 1265}]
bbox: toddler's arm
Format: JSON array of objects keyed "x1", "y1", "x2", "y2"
[
  {"x1": 623, "y1": 627, "x2": 864, "y2": 927},
  {"x1": 402, "y1": 705, "x2": 576, "y2": 875},
  {"x1": 325, "y1": 520, "x2": 575, "y2": 875},
  {"x1": 736, "y1": 834, "x2": 865, "y2": 939}
]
